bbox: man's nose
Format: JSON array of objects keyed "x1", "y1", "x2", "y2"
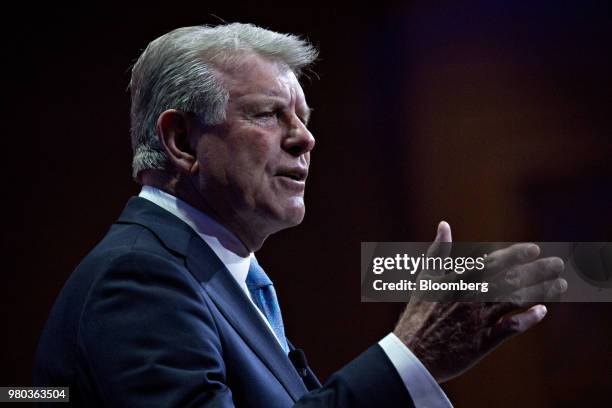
[{"x1": 282, "y1": 120, "x2": 315, "y2": 157}]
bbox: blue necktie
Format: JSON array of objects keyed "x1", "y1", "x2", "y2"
[{"x1": 246, "y1": 258, "x2": 289, "y2": 353}]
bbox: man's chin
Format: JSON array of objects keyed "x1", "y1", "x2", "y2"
[
  {"x1": 281, "y1": 207, "x2": 306, "y2": 228},
  {"x1": 270, "y1": 201, "x2": 306, "y2": 230}
]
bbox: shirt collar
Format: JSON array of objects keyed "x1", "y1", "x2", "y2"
[{"x1": 138, "y1": 185, "x2": 253, "y2": 285}]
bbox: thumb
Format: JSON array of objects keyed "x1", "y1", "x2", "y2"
[{"x1": 426, "y1": 221, "x2": 453, "y2": 258}]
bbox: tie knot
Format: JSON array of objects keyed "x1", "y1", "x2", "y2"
[{"x1": 246, "y1": 258, "x2": 273, "y2": 290}]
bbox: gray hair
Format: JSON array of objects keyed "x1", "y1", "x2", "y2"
[{"x1": 129, "y1": 22, "x2": 318, "y2": 179}]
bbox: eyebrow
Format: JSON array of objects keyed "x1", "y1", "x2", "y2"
[{"x1": 243, "y1": 94, "x2": 313, "y2": 124}]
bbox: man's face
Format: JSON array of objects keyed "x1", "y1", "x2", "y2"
[{"x1": 193, "y1": 54, "x2": 315, "y2": 238}]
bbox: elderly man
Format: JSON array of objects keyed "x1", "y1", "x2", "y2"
[{"x1": 34, "y1": 23, "x2": 565, "y2": 407}]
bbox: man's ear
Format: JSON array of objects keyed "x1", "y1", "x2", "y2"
[{"x1": 157, "y1": 109, "x2": 199, "y2": 175}]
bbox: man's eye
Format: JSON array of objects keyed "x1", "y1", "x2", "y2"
[
  {"x1": 254, "y1": 109, "x2": 281, "y2": 118},
  {"x1": 252, "y1": 110, "x2": 281, "y2": 124}
]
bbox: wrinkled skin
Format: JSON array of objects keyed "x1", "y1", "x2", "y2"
[{"x1": 393, "y1": 222, "x2": 567, "y2": 383}]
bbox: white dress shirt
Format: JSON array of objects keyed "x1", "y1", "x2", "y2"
[{"x1": 139, "y1": 185, "x2": 452, "y2": 407}]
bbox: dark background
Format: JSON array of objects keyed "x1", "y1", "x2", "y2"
[{"x1": 4, "y1": 2, "x2": 611, "y2": 407}]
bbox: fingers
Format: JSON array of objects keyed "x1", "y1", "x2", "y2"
[
  {"x1": 500, "y1": 304, "x2": 548, "y2": 333},
  {"x1": 502, "y1": 278, "x2": 568, "y2": 306},
  {"x1": 504, "y1": 257, "x2": 564, "y2": 289},
  {"x1": 487, "y1": 304, "x2": 548, "y2": 346},
  {"x1": 485, "y1": 302, "x2": 519, "y2": 325},
  {"x1": 485, "y1": 243, "x2": 541, "y2": 274}
]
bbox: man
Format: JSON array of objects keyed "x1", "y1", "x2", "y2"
[{"x1": 34, "y1": 23, "x2": 566, "y2": 407}]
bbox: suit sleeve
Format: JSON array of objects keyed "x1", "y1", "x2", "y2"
[
  {"x1": 78, "y1": 251, "x2": 235, "y2": 407},
  {"x1": 295, "y1": 345, "x2": 415, "y2": 408}
]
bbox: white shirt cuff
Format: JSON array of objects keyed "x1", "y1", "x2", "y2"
[{"x1": 378, "y1": 333, "x2": 453, "y2": 408}]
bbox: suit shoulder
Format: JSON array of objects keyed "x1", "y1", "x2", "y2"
[
  {"x1": 85, "y1": 222, "x2": 184, "y2": 269},
  {"x1": 46, "y1": 222, "x2": 193, "y2": 329}
]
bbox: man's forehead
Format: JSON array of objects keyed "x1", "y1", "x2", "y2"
[{"x1": 220, "y1": 54, "x2": 306, "y2": 99}]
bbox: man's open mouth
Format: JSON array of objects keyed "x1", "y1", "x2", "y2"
[{"x1": 276, "y1": 168, "x2": 307, "y2": 182}]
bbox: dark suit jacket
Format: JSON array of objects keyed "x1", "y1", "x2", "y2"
[{"x1": 34, "y1": 197, "x2": 413, "y2": 407}]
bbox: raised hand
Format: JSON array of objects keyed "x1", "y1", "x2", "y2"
[{"x1": 393, "y1": 222, "x2": 567, "y2": 383}]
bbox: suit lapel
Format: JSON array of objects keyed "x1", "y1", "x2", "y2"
[
  {"x1": 117, "y1": 197, "x2": 308, "y2": 400},
  {"x1": 185, "y1": 235, "x2": 308, "y2": 401}
]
